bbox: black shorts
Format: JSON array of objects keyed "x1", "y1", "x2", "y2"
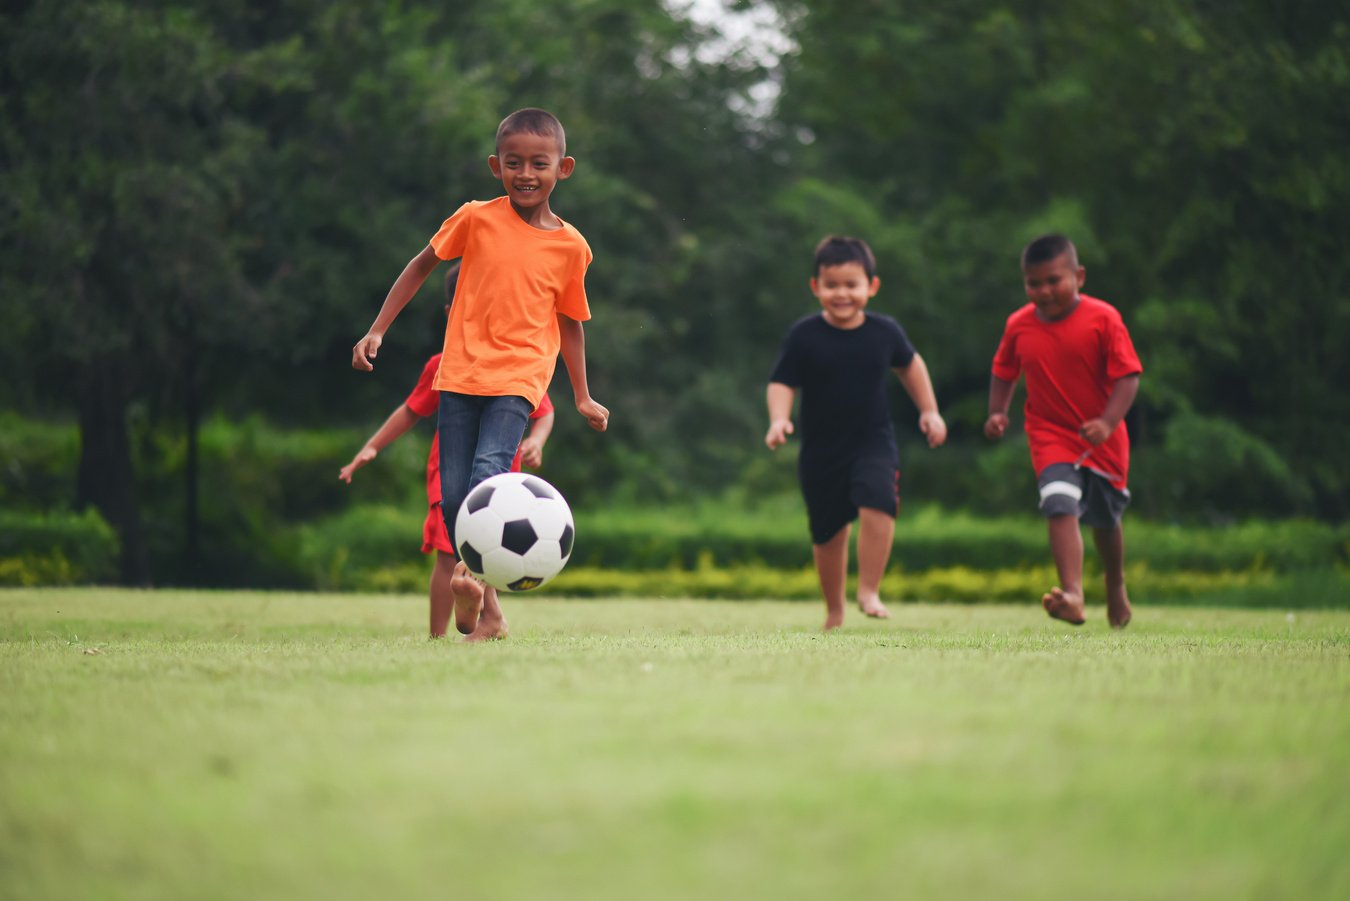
[
  {"x1": 1037, "y1": 462, "x2": 1130, "y2": 528},
  {"x1": 799, "y1": 454, "x2": 899, "y2": 545}
]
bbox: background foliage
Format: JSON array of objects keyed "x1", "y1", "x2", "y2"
[{"x1": 2, "y1": 0, "x2": 1347, "y2": 585}]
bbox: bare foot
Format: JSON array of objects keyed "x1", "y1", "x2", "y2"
[
  {"x1": 450, "y1": 562, "x2": 484, "y2": 635},
  {"x1": 465, "y1": 614, "x2": 509, "y2": 642},
  {"x1": 823, "y1": 610, "x2": 845, "y2": 631},
  {"x1": 1042, "y1": 587, "x2": 1086, "y2": 625},
  {"x1": 1107, "y1": 586, "x2": 1133, "y2": 629},
  {"x1": 857, "y1": 595, "x2": 891, "y2": 619}
]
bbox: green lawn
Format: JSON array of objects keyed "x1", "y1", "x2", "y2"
[{"x1": 2, "y1": 588, "x2": 1347, "y2": 901}]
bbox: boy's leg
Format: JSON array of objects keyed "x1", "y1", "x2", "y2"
[
  {"x1": 447, "y1": 563, "x2": 509, "y2": 641},
  {"x1": 462, "y1": 396, "x2": 528, "y2": 641},
  {"x1": 438, "y1": 393, "x2": 482, "y2": 550},
  {"x1": 1093, "y1": 525, "x2": 1132, "y2": 628},
  {"x1": 466, "y1": 585, "x2": 509, "y2": 642},
  {"x1": 438, "y1": 393, "x2": 487, "y2": 633},
  {"x1": 855, "y1": 507, "x2": 895, "y2": 618},
  {"x1": 429, "y1": 550, "x2": 457, "y2": 638},
  {"x1": 439, "y1": 394, "x2": 529, "y2": 638},
  {"x1": 1082, "y1": 473, "x2": 1132, "y2": 628},
  {"x1": 449, "y1": 562, "x2": 485, "y2": 636},
  {"x1": 812, "y1": 524, "x2": 851, "y2": 631},
  {"x1": 1044, "y1": 515, "x2": 1087, "y2": 625},
  {"x1": 1037, "y1": 463, "x2": 1088, "y2": 625},
  {"x1": 468, "y1": 395, "x2": 532, "y2": 489}
]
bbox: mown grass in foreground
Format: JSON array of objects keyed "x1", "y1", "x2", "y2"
[{"x1": 1, "y1": 588, "x2": 1348, "y2": 901}]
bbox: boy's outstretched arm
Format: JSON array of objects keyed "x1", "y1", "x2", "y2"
[
  {"x1": 557, "y1": 314, "x2": 609, "y2": 431},
  {"x1": 352, "y1": 246, "x2": 441, "y2": 371},
  {"x1": 895, "y1": 354, "x2": 948, "y2": 448},
  {"x1": 765, "y1": 382, "x2": 795, "y2": 449},
  {"x1": 338, "y1": 404, "x2": 421, "y2": 483},
  {"x1": 984, "y1": 375, "x2": 1017, "y2": 439},
  {"x1": 518, "y1": 409, "x2": 555, "y2": 469},
  {"x1": 1080, "y1": 374, "x2": 1140, "y2": 445}
]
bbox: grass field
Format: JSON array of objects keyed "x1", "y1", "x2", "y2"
[{"x1": 2, "y1": 588, "x2": 1348, "y2": 901}]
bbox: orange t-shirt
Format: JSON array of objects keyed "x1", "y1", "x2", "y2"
[{"x1": 429, "y1": 196, "x2": 592, "y2": 408}]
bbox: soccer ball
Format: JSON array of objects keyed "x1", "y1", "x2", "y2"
[{"x1": 454, "y1": 472, "x2": 575, "y2": 591}]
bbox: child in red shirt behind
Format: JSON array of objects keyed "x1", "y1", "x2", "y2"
[{"x1": 984, "y1": 234, "x2": 1142, "y2": 628}]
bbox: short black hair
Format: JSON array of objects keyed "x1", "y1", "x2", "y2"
[
  {"x1": 1021, "y1": 234, "x2": 1079, "y2": 269},
  {"x1": 813, "y1": 235, "x2": 877, "y2": 279},
  {"x1": 495, "y1": 108, "x2": 567, "y2": 155}
]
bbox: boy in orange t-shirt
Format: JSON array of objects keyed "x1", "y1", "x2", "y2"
[
  {"x1": 352, "y1": 108, "x2": 608, "y2": 641},
  {"x1": 339, "y1": 266, "x2": 555, "y2": 639}
]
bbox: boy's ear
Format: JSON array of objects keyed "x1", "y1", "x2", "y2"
[
  {"x1": 868, "y1": 276, "x2": 881, "y2": 296},
  {"x1": 1076, "y1": 266, "x2": 1087, "y2": 289},
  {"x1": 809, "y1": 277, "x2": 820, "y2": 295},
  {"x1": 558, "y1": 156, "x2": 576, "y2": 179},
  {"x1": 488, "y1": 154, "x2": 502, "y2": 179}
]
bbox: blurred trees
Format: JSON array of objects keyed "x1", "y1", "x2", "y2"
[
  {"x1": 771, "y1": 0, "x2": 1350, "y2": 519},
  {"x1": 1, "y1": 0, "x2": 1347, "y2": 584}
]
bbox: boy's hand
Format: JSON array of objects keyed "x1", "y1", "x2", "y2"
[
  {"x1": 338, "y1": 447, "x2": 377, "y2": 483},
  {"x1": 352, "y1": 333, "x2": 383, "y2": 371},
  {"x1": 919, "y1": 411, "x2": 948, "y2": 448},
  {"x1": 518, "y1": 435, "x2": 545, "y2": 469},
  {"x1": 1079, "y1": 418, "x2": 1114, "y2": 445},
  {"x1": 984, "y1": 413, "x2": 1009, "y2": 440},
  {"x1": 578, "y1": 398, "x2": 609, "y2": 432},
  {"x1": 765, "y1": 419, "x2": 794, "y2": 450}
]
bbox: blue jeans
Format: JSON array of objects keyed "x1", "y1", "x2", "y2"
[{"x1": 438, "y1": 392, "x2": 532, "y2": 549}]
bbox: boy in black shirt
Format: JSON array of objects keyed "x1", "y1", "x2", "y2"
[{"x1": 766, "y1": 236, "x2": 947, "y2": 630}]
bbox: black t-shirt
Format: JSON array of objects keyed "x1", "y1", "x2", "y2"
[{"x1": 768, "y1": 312, "x2": 917, "y2": 463}]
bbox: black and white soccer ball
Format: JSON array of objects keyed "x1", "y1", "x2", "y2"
[{"x1": 454, "y1": 472, "x2": 575, "y2": 591}]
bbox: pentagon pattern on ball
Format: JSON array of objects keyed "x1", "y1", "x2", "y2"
[
  {"x1": 501, "y1": 519, "x2": 538, "y2": 556},
  {"x1": 457, "y1": 540, "x2": 484, "y2": 575},
  {"x1": 464, "y1": 481, "x2": 496, "y2": 514},
  {"x1": 521, "y1": 475, "x2": 558, "y2": 499}
]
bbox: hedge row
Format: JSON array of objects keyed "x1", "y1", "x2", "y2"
[
  {"x1": 296, "y1": 501, "x2": 1350, "y2": 589},
  {"x1": 6, "y1": 501, "x2": 1347, "y2": 597},
  {"x1": 330, "y1": 559, "x2": 1349, "y2": 610},
  {"x1": 0, "y1": 509, "x2": 118, "y2": 586}
]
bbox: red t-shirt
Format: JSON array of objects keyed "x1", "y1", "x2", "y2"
[
  {"x1": 991, "y1": 295, "x2": 1142, "y2": 489},
  {"x1": 405, "y1": 354, "x2": 554, "y2": 506}
]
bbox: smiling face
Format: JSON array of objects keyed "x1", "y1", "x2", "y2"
[
  {"x1": 488, "y1": 130, "x2": 574, "y2": 226},
  {"x1": 811, "y1": 261, "x2": 880, "y2": 329},
  {"x1": 1022, "y1": 251, "x2": 1085, "y2": 321}
]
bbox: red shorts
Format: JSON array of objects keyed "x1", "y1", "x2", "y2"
[{"x1": 421, "y1": 503, "x2": 454, "y2": 555}]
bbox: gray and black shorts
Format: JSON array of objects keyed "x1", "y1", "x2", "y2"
[{"x1": 1036, "y1": 462, "x2": 1130, "y2": 528}]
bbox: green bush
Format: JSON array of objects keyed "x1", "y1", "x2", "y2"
[
  {"x1": 0, "y1": 509, "x2": 118, "y2": 585},
  {"x1": 0, "y1": 414, "x2": 78, "y2": 512},
  {"x1": 302, "y1": 501, "x2": 1349, "y2": 608},
  {"x1": 1131, "y1": 413, "x2": 1315, "y2": 520},
  {"x1": 522, "y1": 563, "x2": 1345, "y2": 609},
  {"x1": 296, "y1": 504, "x2": 429, "y2": 591},
  {"x1": 141, "y1": 415, "x2": 431, "y2": 587},
  {"x1": 572, "y1": 501, "x2": 1349, "y2": 573}
]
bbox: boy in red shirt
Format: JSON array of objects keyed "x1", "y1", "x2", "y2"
[
  {"x1": 984, "y1": 234, "x2": 1142, "y2": 628},
  {"x1": 352, "y1": 108, "x2": 608, "y2": 641},
  {"x1": 339, "y1": 265, "x2": 555, "y2": 639}
]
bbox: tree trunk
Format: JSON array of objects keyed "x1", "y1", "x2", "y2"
[{"x1": 75, "y1": 361, "x2": 152, "y2": 585}]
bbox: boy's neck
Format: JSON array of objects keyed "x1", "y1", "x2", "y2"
[{"x1": 508, "y1": 198, "x2": 563, "y2": 231}]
